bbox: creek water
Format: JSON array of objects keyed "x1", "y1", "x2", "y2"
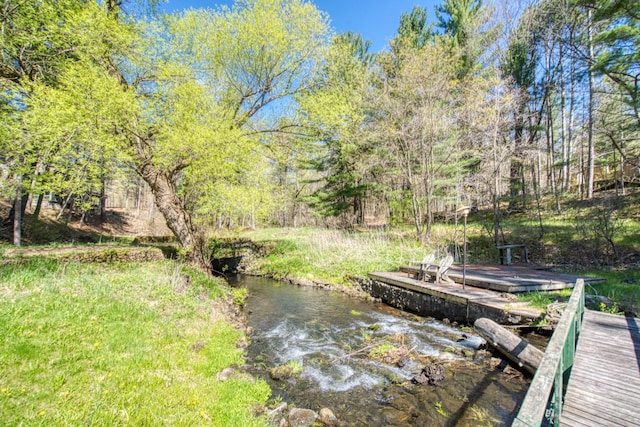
[{"x1": 237, "y1": 276, "x2": 530, "y2": 426}]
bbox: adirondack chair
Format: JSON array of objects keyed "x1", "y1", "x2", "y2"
[
  {"x1": 409, "y1": 253, "x2": 436, "y2": 281},
  {"x1": 435, "y1": 254, "x2": 455, "y2": 284}
]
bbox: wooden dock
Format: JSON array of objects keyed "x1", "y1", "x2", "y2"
[
  {"x1": 369, "y1": 271, "x2": 543, "y2": 323},
  {"x1": 399, "y1": 264, "x2": 603, "y2": 293},
  {"x1": 369, "y1": 265, "x2": 604, "y2": 324},
  {"x1": 560, "y1": 311, "x2": 640, "y2": 426}
]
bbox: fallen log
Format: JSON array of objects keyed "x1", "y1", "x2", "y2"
[{"x1": 474, "y1": 317, "x2": 543, "y2": 375}]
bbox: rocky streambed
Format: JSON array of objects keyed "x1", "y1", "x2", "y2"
[{"x1": 237, "y1": 275, "x2": 531, "y2": 426}]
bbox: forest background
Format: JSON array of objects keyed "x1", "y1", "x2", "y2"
[{"x1": 1, "y1": 0, "x2": 638, "y2": 271}]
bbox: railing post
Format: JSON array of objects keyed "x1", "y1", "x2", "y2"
[
  {"x1": 576, "y1": 281, "x2": 585, "y2": 334},
  {"x1": 553, "y1": 366, "x2": 563, "y2": 426}
]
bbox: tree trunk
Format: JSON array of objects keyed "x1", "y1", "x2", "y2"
[
  {"x1": 100, "y1": 177, "x2": 107, "y2": 221},
  {"x1": 410, "y1": 188, "x2": 422, "y2": 237},
  {"x1": 13, "y1": 175, "x2": 23, "y2": 247},
  {"x1": 532, "y1": 154, "x2": 544, "y2": 238},
  {"x1": 619, "y1": 131, "x2": 625, "y2": 195},
  {"x1": 33, "y1": 193, "x2": 44, "y2": 219},
  {"x1": 560, "y1": 45, "x2": 570, "y2": 193},
  {"x1": 547, "y1": 98, "x2": 561, "y2": 213},
  {"x1": 509, "y1": 104, "x2": 526, "y2": 210},
  {"x1": 543, "y1": 34, "x2": 561, "y2": 214},
  {"x1": 567, "y1": 56, "x2": 576, "y2": 193},
  {"x1": 493, "y1": 132, "x2": 501, "y2": 246},
  {"x1": 57, "y1": 192, "x2": 74, "y2": 220},
  {"x1": 136, "y1": 177, "x2": 143, "y2": 217},
  {"x1": 586, "y1": 9, "x2": 596, "y2": 199},
  {"x1": 138, "y1": 161, "x2": 210, "y2": 271}
]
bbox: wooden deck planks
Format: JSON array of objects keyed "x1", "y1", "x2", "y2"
[
  {"x1": 398, "y1": 264, "x2": 602, "y2": 293},
  {"x1": 562, "y1": 393, "x2": 637, "y2": 426},
  {"x1": 560, "y1": 310, "x2": 640, "y2": 427}
]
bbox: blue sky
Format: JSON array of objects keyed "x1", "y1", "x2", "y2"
[{"x1": 162, "y1": 0, "x2": 441, "y2": 52}]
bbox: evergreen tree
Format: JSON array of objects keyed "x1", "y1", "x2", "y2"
[{"x1": 435, "y1": 0, "x2": 500, "y2": 77}]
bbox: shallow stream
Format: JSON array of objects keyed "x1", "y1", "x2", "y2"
[{"x1": 238, "y1": 276, "x2": 530, "y2": 426}]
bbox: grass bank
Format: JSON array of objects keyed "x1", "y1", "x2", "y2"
[
  {"x1": 577, "y1": 269, "x2": 640, "y2": 312},
  {"x1": 0, "y1": 259, "x2": 269, "y2": 427},
  {"x1": 243, "y1": 227, "x2": 428, "y2": 285}
]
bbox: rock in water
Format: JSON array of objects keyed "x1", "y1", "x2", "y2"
[
  {"x1": 270, "y1": 363, "x2": 300, "y2": 381},
  {"x1": 268, "y1": 402, "x2": 288, "y2": 420},
  {"x1": 288, "y1": 408, "x2": 318, "y2": 427},
  {"x1": 318, "y1": 408, "x2": 338, "y2": 426},
  {"x1": 411, "y1": 364, "x2": 445, "y2": 385},
  {"x1": 396, "y1": 354, "x2": 410, "y2": 368}
]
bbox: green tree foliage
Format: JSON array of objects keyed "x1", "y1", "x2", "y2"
[
  {"x1": 435, "y1": 0, "x2": 500, "y2": 77},
  {"x1": 501, "y1": 6, "x2": 539, "y2": 207},
  {"x1": 299, "y1": 32, "x2": 375, "y2": 225},
  {"x1": 575, "y1": 0, "x2": 640, "y2": 126},
  {"x1": 502, "y1": 0, "x2": 639, "y2": 205},
  {"x1": 18, "y1": 0, "x2": 331, "y2": 268},
  {"x1": 168, "y1": 0, "x2": 331, "y2": 235},
  {"x1": 24, "y1": 58, "x2": 133, "y2": 219},
  {"x1": 374, "y1": 3, "x2": 514, "y2": 240},
  {"x1": 396, "y1": 6, "x2": 433, "y2": 50},
  {"x1": 376, "y1": 40, "x2": 463, "y2": 238},
  {"x1": 436, "y1": 0, "x2": 483, "y2": 46},
  {"x1": 0, "y1": 0, "x2": 83, "y2": 85},
  {"x1": 502, "y1": 38, "x2": 537, "y2": 91},
  {"x1": 0, "y1": 0, "x2": 91, "y2": 244},
  {"x1": 382, "y1": 6, "x2": 433, "y2": 79}
]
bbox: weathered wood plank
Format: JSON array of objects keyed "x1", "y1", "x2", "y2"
[
  {"x1": 565, "y1": 365, "x2": 640, "y2": 395},
  {"x1": 560, "y1": 310, "x2": 640, "y2": 427},
  {"x1": 562, "y1": 405, "x2": 632, "y2": 426},
  {"x1": 562, "y1": 391, "x2": 638, "y2": 424},
  {"x1": 566, "y1": 370, "x2": 640, "y2": 396},
  {"x1": 572, "y1": 357, "x2": 640, "y2": 378},
  {"x1": 397, "y1": 264, "x2": 602, "y2": 293},
  {"x1": 580, "y1": 320, "x2": 640, "y2": 335},
  {"x1": 574, "y1": 347, "x2": 640, "y2": 365},
  {"x1": 564, "y1": 383, "x2": 640, "y2": 413},
  {"x1": 562, "y1": 406, "x2": 627, "y2": 427},
  {"x1": 577, "y1": 330, "x2": 640, "y2": 350},
  {"x1": 561, "y1": 409, "x2": 624, "y2": 427}
]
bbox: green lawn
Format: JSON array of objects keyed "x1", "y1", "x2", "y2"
[{"x1": 0, "y1": 259, "x2": 269, "y2": 426}]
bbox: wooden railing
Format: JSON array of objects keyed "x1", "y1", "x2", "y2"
[{"x1": 512, "y1": 279, "x2": 585, "y2": 427}]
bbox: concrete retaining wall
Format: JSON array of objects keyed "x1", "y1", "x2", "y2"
[{"x1": 351, "y1": 276, "x2": 529, "y2": 324}]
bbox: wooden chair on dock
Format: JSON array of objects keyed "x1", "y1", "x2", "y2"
[
  {"x1": 409, "y1": 253, "x2": 436, "y2": 281},
  {"x1": 434, "y1": 254, "x2": 455, "y2": 285}
]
